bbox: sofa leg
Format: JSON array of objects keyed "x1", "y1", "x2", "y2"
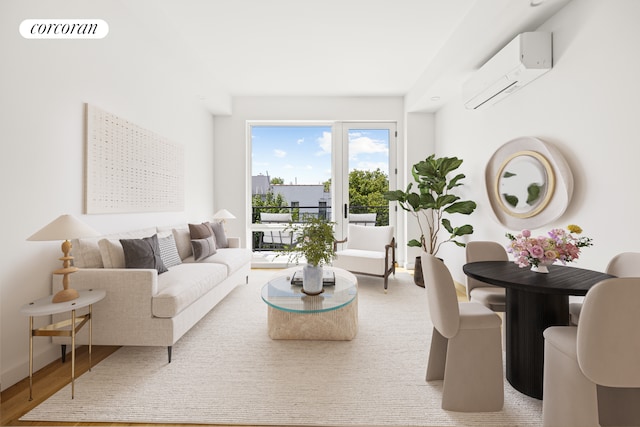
[
  {"x1": 168, "y1": 346, "x2": 172, "y2": 363},
  {"x1": 61, "y1": 345, "x2": 67, "y2": 363}
]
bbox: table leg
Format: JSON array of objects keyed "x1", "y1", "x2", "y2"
[
  {"x1": 88, "y1": 304, "x2": 92, "y2": 371},
  {"x1": 71, "y1": 309, "x2": 76, "y2": 399},
  {"x1": 505, "y1": 288, "x2": 569, "y2": 399},
  {"x1": 28, "y1": 316, "x2": 33, "y2": 401}
]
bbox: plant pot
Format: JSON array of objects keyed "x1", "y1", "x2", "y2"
[
  {"x1": 303, "y1": 264, "x2": 324, "y2": 295},
  {"x1": 414, "y1": 256, "x2": 425, "y2": 288}
]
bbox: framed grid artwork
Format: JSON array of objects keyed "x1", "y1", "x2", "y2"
[{"x1": 85, "y1": 104, "x2": 184, "y2": 214}]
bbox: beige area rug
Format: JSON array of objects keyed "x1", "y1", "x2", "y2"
[{"x1": 22, "y1": 268, "x2": 542, "y2": 426}]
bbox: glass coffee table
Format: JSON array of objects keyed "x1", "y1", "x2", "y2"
[{"x1": 261, "y1": 266, "x2": 358, "y2": 340}]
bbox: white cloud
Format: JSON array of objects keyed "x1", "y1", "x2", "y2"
[
  {"x1": 283, "y1": 164, "x2": 294, "y2": 169},
  {"x1": 297, "y1": 138, "x2": 304, "y2": 144},
  {"x1": 315, "y1": 131, "x2": 332, "y2": 156},
  {"x1": 274, "y1": 149, "x2": 287, "y2": 158},
  {"x1": 349, "y1": 136, "x2": 388, "y2": 157}
]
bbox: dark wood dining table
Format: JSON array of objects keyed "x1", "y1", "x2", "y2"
[{"x1": 462, "y1": 260, "x2": 614, "y2": 400}]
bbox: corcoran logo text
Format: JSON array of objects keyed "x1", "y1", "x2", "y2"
[{"x1": 20, "y1": 19, "x2": 109, "y2": 39}]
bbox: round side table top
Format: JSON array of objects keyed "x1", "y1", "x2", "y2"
[{"x1": 20, "y1": 289, "x2": 106, "y2": 316}]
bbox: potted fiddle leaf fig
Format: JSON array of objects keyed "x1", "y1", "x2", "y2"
[{"x1": 384, "y1": 154, "x2": 477, "y2": 286}]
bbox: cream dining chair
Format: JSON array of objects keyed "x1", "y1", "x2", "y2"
[
  {"x1": 421, "y1": 253, "x2": 504, "y2": 412},
  {"x1": 465, "y1": 241, "x2": 508, "y2": 312},
  {"x1": 569, "y1": 251, "x2": 640, "y2": 325},
  {"x1": 543, "y1": 277, "x2": 640, "y2": 427}
]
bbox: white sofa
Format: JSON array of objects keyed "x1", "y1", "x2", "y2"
[{"x1": 52, "y1": 224, "x2": 251, "y2": 362}]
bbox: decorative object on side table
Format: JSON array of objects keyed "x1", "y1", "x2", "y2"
[
  {"x1": 384, "y1": 154, "x2": 477, "y2": 287},
  {"x1": 284, "y1": 217, "x2": 336, "y2": 295},
  {"x1": 506, "y1": 224, "x2": 593, "y2": 273},
  {"x1": 27, "y1": 214, "x2": 101, "y2": 302}
]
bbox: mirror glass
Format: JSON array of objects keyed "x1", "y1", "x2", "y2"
[{"x1": 496, "y1": 151, "x2": 554, "y2": 218}]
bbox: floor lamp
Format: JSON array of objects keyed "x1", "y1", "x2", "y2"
[{"x1": 27, "y1": 214, "x2": 101, "y2": 303}]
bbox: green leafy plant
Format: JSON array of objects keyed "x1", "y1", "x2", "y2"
[
  {"x1": 284, "y1": 216, "x2": 336, "y2": 266},
  {"x1": 384, "y1": 154, "x2": 477, "y2": 256}
]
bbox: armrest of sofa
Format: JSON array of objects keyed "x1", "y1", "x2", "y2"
[
  {"x1": 52, "y1": 268, "x2": 159, "y2": 318},
  {"x1": 227, "y1": 237, "x2": 240, "y2": 248}
]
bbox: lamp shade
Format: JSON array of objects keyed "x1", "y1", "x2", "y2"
[
  {"x1": 27, "y1": 214, "x2": 101, "y2": 241},
  {"x1": 213, "y1": 209, "x2": 236, "y2": 220}
]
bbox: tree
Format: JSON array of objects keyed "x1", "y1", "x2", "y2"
[
  {"x1": 251, "y1": 190, "x2": 289, "y2": 223},
  {"x1": 323, "y1": 178, "x2": 331, "y2": 193},
  {"x1": 270, "y1": 177, "x2": 284, "y2": 185},
  {"x1": 348, "y1": 169, "x2": 389, "y2": 225}
]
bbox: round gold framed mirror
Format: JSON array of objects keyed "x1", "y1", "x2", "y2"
[
  {"x1": 485, "y1": 137, "x2": 573, "y2": 230},
  {"x1": 495, "y1": 150, "x2": 555, "y2": 218}
]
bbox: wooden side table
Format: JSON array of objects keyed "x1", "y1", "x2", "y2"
[{"x1": 20, "y1": 288, "x2": 106, "y2": 400}]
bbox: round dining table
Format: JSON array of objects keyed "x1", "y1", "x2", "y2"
[{"x1": 462, "y1": 260, "x2": 613, "y2": 400}]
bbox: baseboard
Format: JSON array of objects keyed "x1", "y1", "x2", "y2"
[{"x1": 1, "y1": 345, "x2": 59, "y2": 392}]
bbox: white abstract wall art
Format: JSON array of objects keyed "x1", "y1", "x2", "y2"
[{"x1": 85, "y1": 104, "x2": 184, "y2": 214}]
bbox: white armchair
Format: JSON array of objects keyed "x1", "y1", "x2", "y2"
[
  {"x1": 348, "y1": 213, "x2": 376, "y2": 226},
  {"x1": 332, "y1": 225, "x2": 395, "y2": 292}
]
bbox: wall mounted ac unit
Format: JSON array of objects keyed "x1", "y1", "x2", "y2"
[{"x1": 462, "y1": 32, "x2": 552, "y2": 110}]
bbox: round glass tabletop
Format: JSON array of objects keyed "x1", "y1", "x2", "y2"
[{"x1": 261, "y1": 267, "x2": 357, "y2": 314}]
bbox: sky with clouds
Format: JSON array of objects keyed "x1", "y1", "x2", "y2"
[{"x1": 251, "y1": 125, "x2": 389, "y2": 185}]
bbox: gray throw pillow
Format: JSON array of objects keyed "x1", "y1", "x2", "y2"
[
  {"x1": 209, "y1": 221, "x2": 228, "y2": 248},
  {"x1": 158, "y1": 234, "x2": 182, "y2": 268},
  {"x1": 188, "y1": 222, "x2": 213, "y2": 239},
  {"x1": 192, "y1": 236, "x2": 217, "y2": 261},
  {"x1": 120, "y1": 234, "x2": 168, "y2": 274}
]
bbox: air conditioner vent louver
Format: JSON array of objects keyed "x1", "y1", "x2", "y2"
[{"x1": 463, "y1": 32, "x2": 552, "y2": 110}]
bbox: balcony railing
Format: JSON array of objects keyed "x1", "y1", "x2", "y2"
[{"x1": 251, "y1": 205, "x2": 389, "y2": 251}]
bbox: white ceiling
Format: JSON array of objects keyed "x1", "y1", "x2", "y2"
[{"x1": 124, "y1": 0, "x2": 573, "y2": 113}]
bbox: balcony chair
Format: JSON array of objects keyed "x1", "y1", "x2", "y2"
[
  {"x1": 465, "y1": 241, "x2": 508, "y2": 312},
  {"x1": 259, "y1": 213, "x2": 297, "y2": 249},
  {"x1": 348, "y1": 213, "x2": 377, "y2": 226},
  {"x1": 569, "y1": 252, "x2": 640, "y2": 325},
  {"x1": 421, "y1": 253, "x2": 504, "y2": 412},
  {"x1": 543, "y1": 277, "x2": 640, "y2": 427},
  {"x1": 332, "y1": 224, "x2": 395, "y2": 292}
]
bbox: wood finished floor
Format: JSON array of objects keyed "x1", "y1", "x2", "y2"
[
  {"x1": 1, "y1": 343, "x2": 265, "y2": 427},
  {"x1": 2, "y1": 274, "x2": 467, "y2": 426}
]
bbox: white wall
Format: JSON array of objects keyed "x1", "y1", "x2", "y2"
[
  {"x1": 434, "y1": 0, "x2": 640, "y2": 284},
  {"x1": 212, "y1": 96, "x2": 411, "y2": 254},
  {"x1": 1, "y1": 1, "x2": 216, "y2": 389}
]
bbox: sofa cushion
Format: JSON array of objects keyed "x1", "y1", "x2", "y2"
[
  {"x1": 189, "y1": 222, "x2": 214, "y2": 239},
  {"x1": 120, "y1": 234, "x2": 168, "y2": 274},
  {"x1": 192, "y1": 236, "x2": 217, "y2": 261},
  {"x1": 210, "y1": 221, "x2": 229, "y2": 248},
  {"x1": 72, "y1": 237, "x2": 105, "y2": 268},
  {"x1": 332, "y1": 249, "x2": 387, "y2": 275},
  {"x1": 183, "y1": 247, "x2": 252, "y2": 275},
  {"x1": 80, "y1": 227, "x2": 157, "y2": 269},
  {"x1": 171, "y1": 227, "x2": 193, "y2": 260},
  {"x1": 98, "y1": 238, "x2": 126, "y2": 268},
  {"x1": 158, "y1": 234, "x2": 182, "y2": 268},
  {"x1": 152, "y1": 263, "x2": 227, "y2": 318}
]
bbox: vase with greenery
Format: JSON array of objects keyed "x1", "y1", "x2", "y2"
[
  {"x1": 384, "y1": 154, "x2": 477, "y2": 285},
  {"x1": 284, "y1": 217, "x2": 336, "y2": 294}
]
